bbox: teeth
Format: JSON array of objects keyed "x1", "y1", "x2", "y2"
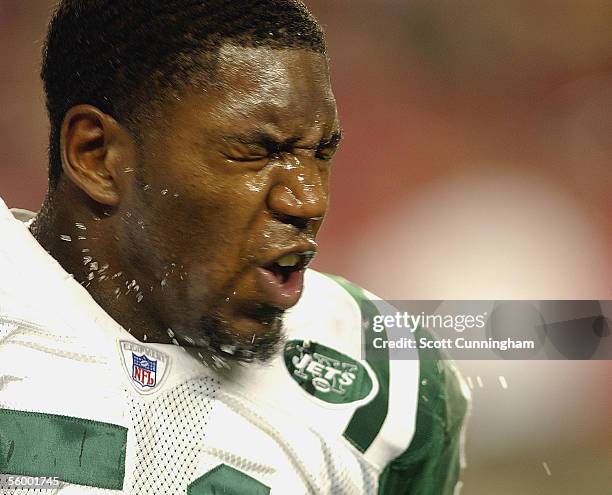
[{"x1": 277, "y1": 253, "x2": 300, "y2": 267}]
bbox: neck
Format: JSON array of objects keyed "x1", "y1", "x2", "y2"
[{"x1": 32, "y1": 183, "x2": 171, "y2": 344}]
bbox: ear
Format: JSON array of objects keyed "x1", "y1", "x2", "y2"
[{"x1": 60, "y1": 104, "x2": 136, "y2": 206}]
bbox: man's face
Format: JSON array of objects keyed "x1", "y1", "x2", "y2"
[{"x1": 117, "y1": 45, "x2": 340, "y2": 362}]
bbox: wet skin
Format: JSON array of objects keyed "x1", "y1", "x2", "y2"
[{"x1": 33, "y1": 45, "x2": 341, "y2": 363}]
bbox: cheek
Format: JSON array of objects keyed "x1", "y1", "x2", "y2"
[
  {"x1": 172, "y1": 167, "x2": 269, "y2": 241},
  {"x1": 125, "y1": 149, "x2": 270, "y2": 282},
  {"x1": 129, "y1": 181, "x2": 262, "y2": 282}
]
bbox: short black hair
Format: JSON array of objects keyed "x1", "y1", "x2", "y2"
[{"x1": 41, "y1": 0, "x2": 326, "y2": 189}]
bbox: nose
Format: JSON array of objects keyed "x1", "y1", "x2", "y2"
[{"x1": 267, "y1": 155, "x2": 329, "y2": 226}]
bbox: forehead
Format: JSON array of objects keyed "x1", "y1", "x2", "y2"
[
  {"x1": 215, "y1": 44, "x2": 333, "y2": 107},
  {"x1": 164, "y1": 45, "x2": 338, "y2": 139}
]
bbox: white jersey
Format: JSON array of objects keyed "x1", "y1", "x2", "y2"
[{"x1": 0, "y1": 197, "x2": 467, "y2": 494}]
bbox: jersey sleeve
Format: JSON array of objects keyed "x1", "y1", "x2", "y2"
[
  {"x1": 377, "y1": 326, "x2": 470, "y2": 495},
  {"x1": 322, "y1": 273, "x2": 469, "y2": 495}
]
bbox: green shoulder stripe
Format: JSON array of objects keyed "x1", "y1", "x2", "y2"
[
  {"x1": 378, "y1": 327, "x2": 469, "y2": 495},
  {"x1": 188, "y1": 464, "x2": 270, "y2": 495},
  {"x1": 324, "y1": 274, "x2": 390, "y2": 454},
  {"x1": 0, "y1": 408, "x2": 127, "y2": 490}
]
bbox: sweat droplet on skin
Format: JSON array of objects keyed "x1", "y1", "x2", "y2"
[
  {"x1": 83, "y1": 256, "x2": 93, "y2": 265},
  {"x1": 220, "y1": 344, "x2": 236, "y2": 355},
  {"x1": 75, "y1": 223, "x2": 86, "y2": 230},
  {"x1": 89, "y1": 262, "x2": 99, "y2": 271},
  {"x1": 60, "y1": 235, "x2": 72, "y2": 242},
  {"x1": 285, "y1": 155, "x2": 299, "y2": 170},
  {"x1": 167, "y1": 328, "x2": 175, "y2": 338},
  {"x1": 246, "y1": 182, "x2": 262, "y2": 193},
  {"x1": 161, "y1": 189, "x2": 168, "y2": 195},
  {"x1": 87, "y1": 272, "x2": 94, "y2": 281}
]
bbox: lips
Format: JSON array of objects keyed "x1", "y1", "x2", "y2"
[{"x1": 255, "y1": 248, "x2": 316, "y2": 310}]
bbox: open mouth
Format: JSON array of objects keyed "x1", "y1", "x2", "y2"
[
  {"x1": 263, "y1": 253, "x2": 309, "y2": 284},
  {"x1": 255, "y1": 251, "x2": 315, "y2": 310}
]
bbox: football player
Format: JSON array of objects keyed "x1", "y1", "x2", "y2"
[{"x1": 0, "y1": 1, "x2": 468, "y2": 493}]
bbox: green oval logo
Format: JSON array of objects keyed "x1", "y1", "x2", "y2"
[{"x1": 284, "y1": 340, "x2": 376, "y2": 405}]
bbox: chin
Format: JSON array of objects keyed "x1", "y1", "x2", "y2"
[{"x1": 179, "y1": 305, "x2": 286, "y2": 367}]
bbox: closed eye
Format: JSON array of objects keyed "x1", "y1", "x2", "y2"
[
  {"x1": 220, "y1": 129, "x2": 342, "y2": 163},
  {"x1": 220, "y1": 139, "x2": 269, "y2": 162},
  {"x1": 223, "y1": 153, "x2": 267, "y2": 162}
]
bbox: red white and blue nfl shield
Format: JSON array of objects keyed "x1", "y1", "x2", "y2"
[{"x1": 132, "y1": 353, "x2": 157, "y2": 388}]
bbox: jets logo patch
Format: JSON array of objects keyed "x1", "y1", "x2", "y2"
[
  {"x1": 120, "y1": 341, "x2": 170, "y2": 394},
  {"x1": 284, "y1": 340, "x2": 379, "y2": 407}
]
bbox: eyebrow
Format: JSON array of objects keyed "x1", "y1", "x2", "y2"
[
  {"x1": 323, "y1": 129, "x2": 343, "y2": 148},
  {"x1": 223, "y1": 128, "x2": 343, "y2": 149}
]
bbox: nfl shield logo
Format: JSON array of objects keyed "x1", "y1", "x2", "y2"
[
  {"x1": 132, "y1": 353, "x2": 157, "y2": 388},
  {"x1": 120, "y1": 341, "x2": 169, "y2": 395}
]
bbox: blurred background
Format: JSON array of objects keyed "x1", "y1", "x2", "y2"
[{"x1": 2, "y1": 1, "x2": 612, "y2": 493}]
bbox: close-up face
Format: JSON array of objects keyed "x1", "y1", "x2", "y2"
[{"x1": 116, "y1": 45, "x2": 340, "y2": 362}]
